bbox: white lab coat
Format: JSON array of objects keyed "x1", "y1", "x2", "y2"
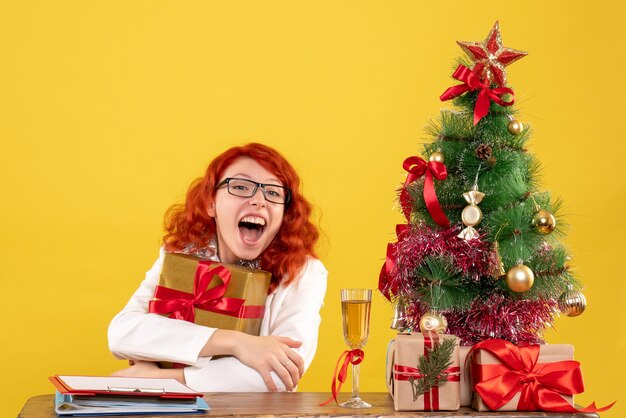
[{"x1": 108, "y1": 248, "x2": 328, "y2": 392}]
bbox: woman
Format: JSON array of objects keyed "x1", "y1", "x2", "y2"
[{"x1": 108, "y1": 143, "x2": 327, "y2": 392}]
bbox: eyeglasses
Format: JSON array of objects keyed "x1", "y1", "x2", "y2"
[{"x1": 216, "y1": 177, "x2": 292, "y2": 205}]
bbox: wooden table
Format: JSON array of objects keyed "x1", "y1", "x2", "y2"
[{"x1": 18, "y1": 392, "x2": 600, "y2": 417}]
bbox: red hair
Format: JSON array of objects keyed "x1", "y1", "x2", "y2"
[{"x1": 163, "y1": 143, "x2": 319, "y2": 289}]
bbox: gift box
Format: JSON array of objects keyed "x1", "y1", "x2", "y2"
[
  {"x1": 386, "y1": 333, "x2": 460, "y2": 411},
  {"x1": 471, "y1": 339, "x2": 580, "y2": 412},
  {"x1": 149, "y1": 253, "x2": 271, "y2": 335},
  {"x1": 459, "y1": 346, "x2": 472, "y2": 407}
]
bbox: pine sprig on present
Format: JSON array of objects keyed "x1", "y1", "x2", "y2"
[{"x1": 408, "y1": 337, "x2": 456, "y2": 401}]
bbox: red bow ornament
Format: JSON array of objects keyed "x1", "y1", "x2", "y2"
[
  {"x1": 149, "y1": 262, "x2": 251, "y2": 322},
  {"x1": 400, "y1": 156, "x2": 450, "y2": 228},
  {"x1": 378, "y1": 224, "x2": 409, "y2": 301},
  {"x1": 320, "y1": 349, "x2": 364, "y2": 406},
  {"x1": 440, "y1": 65, "x2": 515, "y2": 126},
  {"x1": 470, "y1": 339, "x2": 614, "y2": 413}
]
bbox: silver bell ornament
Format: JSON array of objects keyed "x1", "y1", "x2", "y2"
[{"x1": 390, "y1": 298, "x2": 410, "y2": 332}]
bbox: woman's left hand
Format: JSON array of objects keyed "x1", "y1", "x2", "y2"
[{"x1": 112, "y1": 360, "x2": 185, "y2": 383}]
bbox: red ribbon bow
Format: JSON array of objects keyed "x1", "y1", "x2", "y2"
[
  {"x1": 400, "y1": 156, "x2": 450, "y2": 228},
  {"x1": 149, "y1": 262, "x2": 258, "y2": 322},
  {"x1": 381, "y1": 156, "x2": 449, "y2": 301},
  {"x1": 470, "y1": 339, "x2": 614, "y2": 413},
  {"x1": 440, "y1": 64, "x2": 515, "y2": 126},
  {"x1": 378, "y1": 224, "x2": 409, "y2": 301},
  {"x1": 320, "y1": 349, "x2": 364, "y2": 406}
]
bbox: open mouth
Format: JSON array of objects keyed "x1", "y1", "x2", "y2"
[{"x1": 238, "y1": 215, "x2": 266, "y2": 245}]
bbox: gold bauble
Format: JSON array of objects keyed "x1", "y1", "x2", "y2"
[
  {"x1": 419, "y1": 311, "x2": 448, "y2": 336},
  {"x1": 429, "y1": 151, "x2": 445, "y2": 164},
  {"x1": 508, "y1": 119, "x2": 524, "y2": 135},
  {"x1": 558, "y1": 286, "x2": 587, "y2": 317},
  {"x1": 532, "y1": 209, "x2": 556, "y2": 234},
  {"x1": 505, "y1": 264, "x2": 534, "y2": 292}
]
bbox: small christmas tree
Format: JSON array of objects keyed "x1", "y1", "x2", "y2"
[{"x1": 380, "y1": 22, "x2": 586, "y2": 345}]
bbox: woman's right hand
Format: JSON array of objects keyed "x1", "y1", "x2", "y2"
[
  {"x1": 233, "y1": 334, "x2": 305, "y2": 392},
  {"x1": 201, "y1": 330, "x2": 305, "y2": 392}
]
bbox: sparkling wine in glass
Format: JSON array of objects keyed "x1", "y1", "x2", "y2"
[{"x1": 340, "y1": 288, "x2": 372, "y2": 408}]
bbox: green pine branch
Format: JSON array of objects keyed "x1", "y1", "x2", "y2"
[
  {"x1": 411, "y1": 256, "x2": 477, "y2": 310},
  {"x1": 425, "y1": 110, "x2": 474, "y2": 144},
  {"x1": 408, "y1": 337, "x2": 457, "y2": 400}
]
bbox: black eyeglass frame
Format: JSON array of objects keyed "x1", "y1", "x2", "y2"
[{"x1": 215, "y1": 177, "x2": 292, "y2": 206}]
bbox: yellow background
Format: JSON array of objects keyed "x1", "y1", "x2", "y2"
[{"x1": 1, "y1": 1, "x2": 624, "y2": 416}]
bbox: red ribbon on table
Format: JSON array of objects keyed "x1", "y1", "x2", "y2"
[
  {"x1": 440, "y1": 64, "x2": 515, "y2": 126},
  {"x1": 469, "y1": 339, "x2": 615, "y2": 413},
  {"x1": 319, "y1": 349, "x2": 364, "y2": 406},
  {"x1": 148, "y1": 261, "x2": 265, "y2": 322},
  {"x1": 378, "y1": 224, "x2": 409, "y2": 301},
  {"x1": 400, "y1": 156, "x2": 449, "y2": 227}
]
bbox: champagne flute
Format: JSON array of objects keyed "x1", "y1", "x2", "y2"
[{"x1": 340, "y1": 288, "x2": 372, "y2": 408}]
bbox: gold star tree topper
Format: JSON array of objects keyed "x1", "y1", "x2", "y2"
[{"x1": 457, "y1": 21, "x2": 527, "y2": 87}]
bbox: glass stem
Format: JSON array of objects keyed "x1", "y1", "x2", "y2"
[{"x1": 352, "y1": 363, "x2": 360, "y2": 399}]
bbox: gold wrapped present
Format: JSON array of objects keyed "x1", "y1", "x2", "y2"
[{"x1": 149, "y1": 253, "x2": 271, "y2": 335}]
